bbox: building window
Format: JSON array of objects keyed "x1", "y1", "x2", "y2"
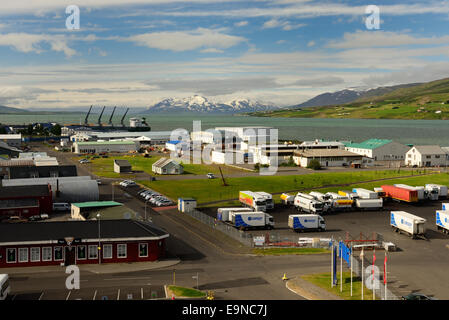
[
  {"x1": 54, "y1": 247, "x2": 63, "y2": 261},
  {"x1": 103, "y1": 244, "x2": 112, "y2": 259},
  {"x1": 426, "y1": 155, "x2": 431, "y2": 159},
  {"x1": 42, "y1": 247, "x2": 52, "y2": 261},
  {"x1": 117, "y1": 244, "x2": 127, "y2": 258},
  {"x1": 88, "y1": 245, "x2": 98, "y2": 259},
  {"x1": 18, "y1": 248, "x2": 28, "y2": 263},
  {"x1": 77, "y1": 246, "x2": 86, "y2": 260},
  {"x1": 139, "y1": 243, "x2": 148, "y2": 257},
  {"x1": 436, "y1": 155, "x2": 441, "y2": 159},
  {"x1": 6, "y1": 248, "x2": 16, "y2": 263},
  {"x1": 30, "y1": 247, "x2": 40, "y2": 262}
]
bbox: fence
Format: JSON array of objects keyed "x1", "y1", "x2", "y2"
[{"x1": 185, "y1": 208, "x2": 254, "y2": 247}]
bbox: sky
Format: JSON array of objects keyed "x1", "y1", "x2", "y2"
[{"x1": 1, "y1": 0, "x2": 449, "y2": 109}]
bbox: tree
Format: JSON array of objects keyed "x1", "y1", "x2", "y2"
[
  {"x1": 307, "y1": 159, "x2": 321, "y2": 170},
  {"x1": 50, "y1": 124, "x2": 62, "y2": 136}
]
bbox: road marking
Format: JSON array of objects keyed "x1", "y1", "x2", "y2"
[
  {"x1": 141, "y1": 288, "x2": 144, "y2": 300},
  {"x1": 38, "y1": 292, "x2": 44, "y2": 301},
  {"x1": 66, "y1": 291, "x2": 72, "y2": 301},
  {"x1": 103, "y1": 277, "x2": 152, "y2": 281},
  {"x1": 117, "y1": 289, "x2": 120, "y2": 300},
  {"x1": 93, "y1": 290, "x2": 97, "y2": 300}
]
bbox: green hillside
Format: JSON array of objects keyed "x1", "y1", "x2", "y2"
[{"x1": 249, "y1": 77, "x2": 449, "y2": 120}]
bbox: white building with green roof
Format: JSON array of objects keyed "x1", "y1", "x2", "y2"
[
  {"x1": 344, "y1": 139, "x2": 410, "y2": 161},
  {"x1": 73, "y1": 140, "x2": 137, "y2": 154}
]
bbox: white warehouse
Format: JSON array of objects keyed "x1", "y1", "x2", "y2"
[
  {"x1": 73, "y1": 141, "x2": 137, "y2": 154},
  {"x1": 344, "y1": 139, "x2": 410, "y2": 161}
]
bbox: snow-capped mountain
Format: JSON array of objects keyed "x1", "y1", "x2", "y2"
[{"x1": 144, "y1": 95, "x2": 279, "y2": 113}]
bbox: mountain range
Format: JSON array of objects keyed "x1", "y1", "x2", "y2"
[{"x1": 142, "y1": 95, "x2": 279, "y2": 113}]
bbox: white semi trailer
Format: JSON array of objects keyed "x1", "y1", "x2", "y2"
[
  {"x1": 230, "y1": 212, "x2": 275, "y2": 230},
  {"x1": 355, "y1": 198, "x2": 383, "y2": 210},
  {"x1": 352, "y1": 188, "x2": 379, "y2": 199},
  {"x1": 294, "y1": 193, "x2": 325, "y2": 214},
  {"x1": 217, "y1": 207, "x2": 253, "y2": 222},
  {"x1": 436, "y1": 210, "x2": 449, "y2": 234},
  {"x1": 390, "y1": 211, "x2": 426, "y2": 239},
  {"x1": 288, "y1": 214, "x2": 326, "y2": 232}
]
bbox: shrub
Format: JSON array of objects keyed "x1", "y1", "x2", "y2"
[{"x1": 307, "y1": 159, "x2": 321, "y2": 170}]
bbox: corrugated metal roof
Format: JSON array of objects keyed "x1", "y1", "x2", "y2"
[
  {"x1": 412, "y1": 145, "x2": 445, "y2": 154},
  {"x1": 344, "y1": 139, "x2": 392, "y2": 150},
  {"x1": 71, "y1": 201, "x2": 122, "y2": 208},
  {"x1": 76, "y1": 141, "x2": 136, "y2": 145},
  {"x1": 152, "y1": 157, "x2": 181, "y2": 169},
  {"x1": 294, "y1": 149, "x2": 362, "y2": 158}
]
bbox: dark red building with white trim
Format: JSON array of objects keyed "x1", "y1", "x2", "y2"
[
  {"x1": 0, "y1": 185, "x2": 53, "y2": 219},
  {"x1": 0, "y1": 219, "x2": 168, "y2": 267}
]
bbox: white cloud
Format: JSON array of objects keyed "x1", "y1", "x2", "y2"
[
  {"x1": 234, "y1": 21, "x2": 248, "y2": 27},
  {"x1": 262, "y1": 19, "x2": 305, "y2": 30},
  {"x1": 328, "y1": 30, "x2": 449, "y2": 49},
  {"x1": 200, "y1": 48, "x2": 224, "y2": 53},
  {"x1": 307, "y1": 40, "x2": 315, "y2": 47},
  {"x1": 123, "y1": 28, "x2": 246, "y2": 52}
]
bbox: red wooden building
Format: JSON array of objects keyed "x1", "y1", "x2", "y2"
[
  {"x1": 0, "y1": 185, "x2": 53, "y2": 219},
  {"x1": 0, "y1": 219, "x2": 169, "y2": 267}
]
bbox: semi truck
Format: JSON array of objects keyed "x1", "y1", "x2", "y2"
[
  {"x1": 436, "y1": 210, "x2": 449, "y2": 234},
  {"x1": 325, "y1": 192, "x2": 353, "y2": 210},
  {"x1": 422, "y1": 185, "x2": 439, "y2": 201},
  {"x1": 239, "y1": 191, "x2": 268, "y2": 212},
  {"x1": 381, "y1": 185, "x2": 418, "y2": 203},
  {"x1": 390, "y1": 211, "x2": 426, "y2": 239},
  {"x1": 256, "y1": 192, "x2": 274, "y2": 210},
  {"x1": 374, "y1": 187, "x2": 386, "y2": 198},
  {"x1": 280, "y1": 193, "x2": 295, "y2": 205},
  {"x1": 352, "y1": 188, "x2": 379, "y2": 199},
  {"x1": 338, "y1": 190, "x2": 359, "y2": 199},
  {"x1": 294, "y1": 193, "x2": 325, "y2": 214},
  {"x1": 288, "y1": 214, "x2": 326, "y2": 232},
  {"x1": 426, "y1": 184, "x2": 448, "y2": 199},
  {"x1": 230, "y1": 212, "x2": 274, "y2": 230},
  {"x1": 217, "y1": 207, "x2": 253, "y2": 222},
  {"x1": 443, "y1": 203, "x2": 449, "y2": 211},
  {"x1": 309, "y1": 191, "x2": 331, "y2": 202},
  {"x1": 355, "y1": 198, "x2": 383, "y2": 210}
]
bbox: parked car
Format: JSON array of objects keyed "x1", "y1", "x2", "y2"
[
  {"x1": 96, "y1": 179, "x2": 102, "y2": 185},
  {"x1": 207, "y1": 173, "x2": 216, "y2": 179},
  {"x1": 28, "y1": 215, "x2": 42, "y2": 221},
  {"x1": 120, "y1": 180, "x2": 136, "y2": 187},
  {"x1": 53, "y1": 203, "x2": 71, "y2": 212},
  {"x1": 79, "y1": 159, "x2": 90, "y2": 164},
  {"x1": 402, "y1": 293, "x2": 436, "y2": 300}
]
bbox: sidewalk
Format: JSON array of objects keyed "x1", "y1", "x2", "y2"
[
  {"x1": 1, "y1": 258, "x2": 181, "y2": 275},
  {"x1": 286, "y1": 276, "x2": 344, "y2": 300}
]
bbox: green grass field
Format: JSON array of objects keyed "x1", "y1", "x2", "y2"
[
  {"x1": 139, "y1": 169, "x2": 443, "y2": 204},
  {"x1": 76, "y1": 154, "x2": 244, "y2": 178},
  {"x1": 252, "y1": 248, "x2": 330, "y2": 255},
  {"x1": 302, "y1": 272, "x2": 377, "y2": 300},
  {"x1": 167, "y1": 285, "x2": 206, "y2": 298}
]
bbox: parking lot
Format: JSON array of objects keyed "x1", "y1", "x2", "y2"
[
  {"x1": 8, "y1": 285, "x2": 166, "y2": 300},
  {"x1": 200, "y1": 198, "x2": 449, "y2": 299}
]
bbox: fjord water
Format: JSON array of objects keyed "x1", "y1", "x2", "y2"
[{"x1": 2, "y1": 113, "x2": 449, "y2": 145}]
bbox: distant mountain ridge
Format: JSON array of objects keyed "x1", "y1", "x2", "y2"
[
  {"x1": 143, "y1": 95, "x2": 280, "y2": 113},
  {"x1": 0, "y1": 105, "x2": 29, "y2": 114},
  {"x1": 293, "y1": 83, "x2": 421, "y2": 108}
]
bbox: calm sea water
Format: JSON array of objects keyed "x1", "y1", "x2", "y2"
[{"x1": 2, "y1": 113, "x2": 449, "y2": 146}]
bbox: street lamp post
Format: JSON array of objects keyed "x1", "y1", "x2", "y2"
[{"x1": 97, "y1": 213, "x2": 101, "y2": 265}]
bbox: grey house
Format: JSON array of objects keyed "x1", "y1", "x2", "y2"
[
  {"x1": 152, "y1": 157, "x2": 183, "y2": 175},
  {"x1": 114, "y1": 159, "x2": 132, "y2": 173}
]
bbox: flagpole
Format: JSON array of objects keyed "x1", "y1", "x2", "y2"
[
  {"x1": 384, "y1": 252, "x2": 387, "y2": 300},
  {"x1": 373, "y1": 248, "x2": 376, "y2": 301},
  {"x1": 350, "y1": 247, "x2": 353, "y2": 297},
  {"x1": 361, "y1": 248, "x2": 364, "y2": 301},
  {"x1": 331, "y1": 241, "x2": 334, "y2": 288},
  {"x1": 340, "y1": 242, "x2": 343, "y2": 293}
]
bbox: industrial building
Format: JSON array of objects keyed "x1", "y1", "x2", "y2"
[
  {"x1": 214, "y1": 126, "x2": 274, "y2": 151},
  {"x1": 249, "y1": 144, "x2": 299, "y2": 165},
  {"x1": 0, "y1": 219, "x2": 169, "y2": 267},
  {"x1": 2, "y1": 176, "x2": 99, "y2": 203},
  {"x1": 73, "y1": 141, "x2": 138, "y2": 154},
  {"x1": 70, "y1": 201, "x2": 138, "y2": 220},
  {"x1": 344, "y1": 139, "x2": 410, "y2": 161},
  {"x1": 152, "y1": 157, "x2": 183, "y2": 175},
  {"x1": 293, "y1": 149, "x2": 368, "y2": 167},
  {"x1": 405, "y1": 145, "x2": 447, "y2": 167},
  {"x1": 0, "y1": 134, "x2": 22, "y2": 147},
  {"x1": 0, "y1": 185, "x2": 53, "y2": 219},
  {"x1": 299, "y1": 140, "x2": 345, "y2": 150},
  {"x1": 114, "y1": 159, "x2": 132, "y2": 173}
]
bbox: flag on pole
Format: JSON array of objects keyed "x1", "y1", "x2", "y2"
[
  {"x1": 372, "y1": 249, "x2": 376, "y2": 275},
  {"x1": 333, "y1": 245, "x2": 337, "y2": 286},
  {"x1": 384, "y1": 253, "x2": 387, "y2": 285}
]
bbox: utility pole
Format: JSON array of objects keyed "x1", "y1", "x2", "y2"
[{"x1": 218, "y1": 166, "x2": 227, "y2": 186}]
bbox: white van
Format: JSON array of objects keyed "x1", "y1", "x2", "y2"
[
  {"x1": 0, "y1": 274, "x2": 10, "y2": 300},
  {"x1": 53, "y1": 203, "x2": 71, "y2": 212}
]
